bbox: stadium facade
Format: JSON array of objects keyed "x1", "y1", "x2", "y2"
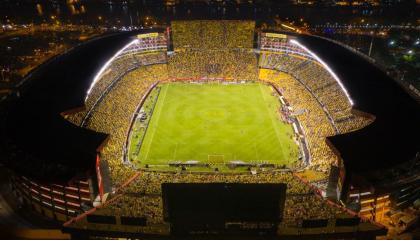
[{"x1": 1, "y1": 20, "x2": 419, "y2": 239}]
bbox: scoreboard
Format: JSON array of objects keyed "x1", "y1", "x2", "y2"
[
  {"x1": 135, "y1": 32, "x2": 167, "y2": 52},
  {"x1": 137, "y1": 32, "x2": 160, "y2": 39},
  {"x1": 259, "y1": 32, "x2": 311, "y2": 59}
]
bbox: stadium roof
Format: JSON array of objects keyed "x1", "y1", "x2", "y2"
[
  {"x1": 298, "y1": 35, "x2": 420, "y2": 173},
  {"x1": 0, "y1": 32, "x2": 142, "y2": 183}
]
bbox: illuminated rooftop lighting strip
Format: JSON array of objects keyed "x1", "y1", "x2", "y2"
[
  {"x1": 261, "y1": 48, "x2": 313, "y2": 59},
  {"x1": 281, "y1": 24, "x2": 296, "y2": 31},
  {"x1": 289, "y1": 39, "x2": 354, "y2": 105},
  {"x1": 85, "y1": 39, "x2": 140, "y2": 99}
]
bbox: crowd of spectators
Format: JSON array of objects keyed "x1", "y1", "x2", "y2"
[
  {"x1": 88, "y1": 170, "x2": 351, "y2": 229},
  {"x1": 61, "y1": 25, "x2": 368, "y2": 234},
  {"x1": 99, "y1": 194, "x2": 164, "y2": 225},
  {"x1": 84, "y1": 64, "x2": 168, "y2": 187},
  {"x1": 125, "y1": 171, "x2": 311, "y2": 195},
  {"x1": 168, "y1": 49, "x2": 258, "y2": 80},
  {"x1": 334, "y1": 113, "x2": 373, "y2": 133},
  {"x1": 283, "y1": 194, "x2": 348, "y2": 227},
  {"x1": 171, "y1": 20, "x2": 255, "y2": 50},
  {"x1": 259, "y1": 68, "x2": 338, "y2": 173},
  {"x1": 64, "y1": 51, "x2": 167, "y2": 126},
  {"x1": 168, "y1": 21, "x2": 257, "y2": 80},
  {"x1": 88, "y1": 52, "x2": 165, "y2": 111},
  {"x1": 259, "y1": 52, "x2": 373, "y2": 134}
]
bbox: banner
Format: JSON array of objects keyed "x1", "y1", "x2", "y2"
[
  {"x1": 265, "y1": 33, "x2": 287, "y2": 39},
  {"x1": 137, "y1": 32, "x2": 159, "y2": 39}
]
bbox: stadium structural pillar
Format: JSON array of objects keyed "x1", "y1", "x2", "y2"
[
  {"x1": 356, "y1": 235, "x2": 376, "y2": 240},
  {"x1": 70, "y1": 232, "x2": 89, "y2": 240},
  {"x1": 327, "y1": 165, "x2": 340, "y2": 201}
]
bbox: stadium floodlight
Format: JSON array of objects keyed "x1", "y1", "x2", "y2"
[
  {"x1": 289, "y1": 39, "x2": 354, "y2": 106},
  {"x1": 85, "y1": 39, "x2": 140, "y2": 100}
]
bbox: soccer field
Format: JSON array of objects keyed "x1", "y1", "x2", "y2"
[{"x1": 130, "y1": 82, "x2": 299, "y2": 171}]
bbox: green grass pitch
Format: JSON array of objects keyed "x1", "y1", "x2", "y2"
[{"x1": 130, "y1": 82, "x2": 300, "y2": 171}]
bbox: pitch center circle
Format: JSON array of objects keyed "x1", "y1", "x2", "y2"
[{"x1": 199, "y1": 107, "x2": 230, "y2": 122}]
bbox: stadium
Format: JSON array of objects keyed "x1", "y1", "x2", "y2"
[{"x1": 1, "y1": 20, "x2": 419, "y2": 239}]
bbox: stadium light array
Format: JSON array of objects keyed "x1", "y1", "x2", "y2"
[
  {"x1": 85, "y1": 39, "x2": 140, "y2": 99},
  {"x1": 289, "y1": 39, "x2": 354, "y2": 106}
]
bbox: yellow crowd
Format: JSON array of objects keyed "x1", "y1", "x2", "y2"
[
  {"x1": 259, "y1": 52, "x2": 373, "y2": 135},
  {"x1": 60, "y1": 28, "x2": 370, "y2": 233},
  {"x1": 259, "y1": 69, "x2": 339, "y2": 172},
  {"x1": 168, "y1": 49, "x2": 258, "y2": 80},
  {"x1": 171, "y1": 20, "x2": 255, "y2": 50},
  {"x1": 91, "y1": 170, "x2": 352, "y2": 228}
]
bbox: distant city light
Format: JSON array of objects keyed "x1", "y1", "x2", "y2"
[
  {"x1": 415, "y1": 40, "x2": 420, "y2": 45},
  {"x1": 389, "y1": 40, "x2": 395, "y2": 45},
  {"x1": 407, "y1": 50, "x2": 414, "y2": 55}
]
